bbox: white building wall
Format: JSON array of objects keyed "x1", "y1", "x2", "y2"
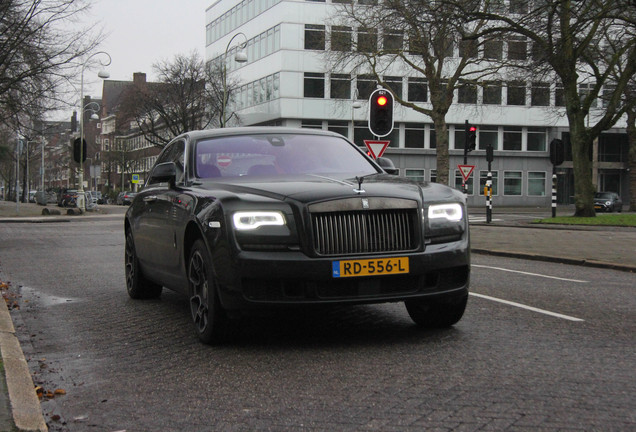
[{"x1": 204, "y1": 0, "x2": 630, "y2": 207}]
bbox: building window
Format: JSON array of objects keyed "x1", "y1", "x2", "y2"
[
  {"x1": 358, "y1": 27, "x2": 378, "y2": 52},
  {"x1": 405, "y1": 169, "x2": 425, "y2": 183},
  {"x1": 479, "y1": 170, "x2": 499, "y2": 196},
  {"x1": 304, "y1": 73, "x2": 324, "y2": 98},
  {"x1": 301, "y1": 120, "x2": 323, "y2": 129},
  {"x1": 483, "y1": 38, "x2": 503, "y2": 60},
  {"x1": 430, "y1": 126, "x2": 437, "y2": 149},
  {"x1": 483, "y1": 81, "x2": 502, "y2": 105},
  {"x1": 408, "y1": 78, "x2": 427, "y2": 102},
  {"x1": 354, "y1": 121, "x2": 375, "y2": 147},
  {"x1": 602, "y1": 83, "x2": 617, "y2": 108},
  {"x1": 330, "y1": 74, "x2": 351, "y2": 99},
  {"x1": 555, "y1": 84, "x2": 565, "y2": 107},
  {"x1": 454, "y1": 125, "x2": 468, "y2": 150},
  {"x1": 304, "y1": 25, "x2": 325, "y2": 50},
  {"x1": 455, "y1": 170, "x2": 474, "y2": 195},
  {"x1": 430, "y1": 169, "x2": 437, "y2": 183},
  {"x1": 504, "y1": 171, "x2": 522, "y2": 195},
  {"x1": 503, "y1": 126, "x2": 522, "y2": 150},
  {"x1": 458, "y1": 81, "x2": 477, "y2": 104},
  {"x1": 509, "y1": 0, "x2": 528, "y2": 14},
  {"x1": 404, "y1": 123, "x2": 425, "y2": 148},
  {"x1": 383, "y1": 29, "x2": 403, "y2": 52},
  {"x1": 332, "y1": 26, "x2": 352, "y2": 51},
  {"x1": 508, "y1": 36, "x2": 527, "y2": 61},
  {"x1": 384, "y1": 76, "x2": 402, "y2": 99},
  {"x1": 528, "y1": 172, "x2": 546, "y2": 196},
  {"x1": 527, "y1": 127, "x2": 547, "y2": 151},
  {"x1": 531, "y1": 82, "x2": 550, "y2": 106},
  {"x1": 459, "y1": 39, "x2": 478, "y2": 59},
  {"x1": 356, "y1": 74, "x2": 376, "y2": 99},
  {"x1": 579, "y1": 82, "x2": 597, "y2": 108},
  {"x1": 328, "y1": 120, "x2": 348, "y2": 137},
  {"x1": 479, "y1": 126, "x2": 498, "y2": 150},
  {"x1": 507, "y1": 81, "x2": 526, "y2": 105}
]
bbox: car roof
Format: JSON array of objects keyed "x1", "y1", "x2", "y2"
[{"x1": 173, "y1": 127, "x2": 345, "y2": 143}]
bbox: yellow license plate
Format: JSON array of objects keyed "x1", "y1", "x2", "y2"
[{"x1": 332, "y1": 257, "x2": 409, "y2": 278}]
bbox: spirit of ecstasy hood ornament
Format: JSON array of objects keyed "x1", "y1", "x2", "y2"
[{"x1": 354, "y1": 176, "x2": 365, "y2": 194}]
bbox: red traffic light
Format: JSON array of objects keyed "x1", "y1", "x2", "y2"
[
  {"x1": 469, "y1": 126, "x2": 477, "y2": 132},
  {"x1": 377, "y1": 96, "x2": 388, "y2": 106}
]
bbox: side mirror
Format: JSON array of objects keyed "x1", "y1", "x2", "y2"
[
  {"x1": 149, "y1": 162, "x2": 177, "y2": 186},
  {"x1": 377, "y1": 157, "x2": 399, "y2": 175}
]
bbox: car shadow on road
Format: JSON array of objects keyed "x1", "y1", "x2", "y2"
[{"x1": 158, "y1": 290, "x2": 466, "y2": 351}]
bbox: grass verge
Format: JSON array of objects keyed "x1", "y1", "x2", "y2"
[{"x1": 534, "y1": 213, "x2": 636, "y2": 227}]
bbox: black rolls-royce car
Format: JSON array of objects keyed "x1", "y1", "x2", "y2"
[{"x1": 125, "y1": 127, "x2": 470, "y2": 344}]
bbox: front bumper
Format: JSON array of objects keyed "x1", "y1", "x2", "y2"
[{"x1": 215, "y1": 240, "x2": 470, "y2": 310}]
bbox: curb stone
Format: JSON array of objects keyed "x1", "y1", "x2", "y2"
[{"x1": 0, "y1": 299, "x2": 47, "y2": 432}]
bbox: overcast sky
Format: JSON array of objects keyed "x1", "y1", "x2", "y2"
[{"x1": 80, "y1": 0, "x2": 211, "y2": 99}]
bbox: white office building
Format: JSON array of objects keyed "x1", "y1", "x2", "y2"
[{"x1": 205, "y1": 0, "x2": 630, "y2": 207}]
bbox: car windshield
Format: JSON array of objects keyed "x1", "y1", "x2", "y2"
[
  {"x1": 595, "y1": 193, "x2": 613, "y2": 199},
  {"x1": 194, "y1": 133, "x2": 378, "y2": 179}
]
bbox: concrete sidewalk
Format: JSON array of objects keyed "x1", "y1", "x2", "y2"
[{"x1": 0, "y1": 202, "x2": 634, "y2": 430}]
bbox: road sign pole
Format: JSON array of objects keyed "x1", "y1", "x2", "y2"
[
  {"x1": 552, "y1": 166, "x2": 557, "y2": 218},
  {"x1": 486, "y1": 166, "x2": 492, "y2": 224}
]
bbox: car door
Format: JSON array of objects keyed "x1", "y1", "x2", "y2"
[{"x1": 134, "y1": 140, "x2": 187, "y2": 283}]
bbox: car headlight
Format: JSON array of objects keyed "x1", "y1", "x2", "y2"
[
  {"x1": 605, "y1": 201, "x2": 611, "y2": 206},
  {"x1": 232, "y1": 211, "x2": 285, "y2": 230},
  {"x1": 428, "y1": 203, "x2": 463, "y2": 222}
]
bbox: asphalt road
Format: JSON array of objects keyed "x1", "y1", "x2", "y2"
[{"x1": 0, "y1": 219, "x2": 635, "y2": 431}]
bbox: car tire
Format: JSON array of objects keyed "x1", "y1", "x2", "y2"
[
  {"x1": 405, "y1": 293, "x2": 468, "y2": 328},
  {"x1": 125, "y1": 231, "x2": 162, "y2": 299},
  {"x1": 188, "y1": 239, "x2": 231, "y2": 345}
]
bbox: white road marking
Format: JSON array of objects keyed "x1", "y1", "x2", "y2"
[
  {"x1": 470, "y1": 292, "x2": 585, "y2": 322},
  {"x1": 472, "y1": 264, "x2": 588, "y2": 283}
]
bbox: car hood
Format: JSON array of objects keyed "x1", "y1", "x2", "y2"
[{"x1": 198, "y1": 173, "x2": 461, "y2": 205}]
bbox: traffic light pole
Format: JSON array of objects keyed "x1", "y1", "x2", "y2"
[{"x1": 463, "y1": 121, "x2": 469, "y2": 193}]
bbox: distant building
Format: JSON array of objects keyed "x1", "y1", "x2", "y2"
[
  {"x1": 204, "y1": 0, "x2": 630, "y2": 207},
  {"x1": 99, "y1": 72, "x2": 162, "y2": 194}
]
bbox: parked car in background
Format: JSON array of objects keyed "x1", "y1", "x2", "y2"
[
  {"x1": 85, "y1": 191, "x2": 102, "y2": 205},
  {"x1": 124, "y1": 128, "x2": 470, "y2": 345},
  {"x1": 58, "y1": 189, "x2": 78, "y2": 207},
  {"x1": 117, "y1": 191, "x2": 137, "y2": 205},
  {"x1": 594, "y1": 192, "x2": 623, "y2": 213}
]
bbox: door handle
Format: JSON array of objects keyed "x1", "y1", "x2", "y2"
[{"x1": 143, "y1": 196, "x2": 157, "y2": 203}]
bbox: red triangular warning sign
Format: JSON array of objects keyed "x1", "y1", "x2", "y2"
[
  {"x1": 458, "y1": 164, "x2": 475, "y2": 183},
  {"x1": 364, "y1": 140, "x2": 390, "y2": 159}
]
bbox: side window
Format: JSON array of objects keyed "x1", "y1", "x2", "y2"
[
  {"x1": 150, "y1": 140, "x2": 186, "y2": 185},
  {"x1": 171, "y1": 140, "x2": 186, "y2": 184}
]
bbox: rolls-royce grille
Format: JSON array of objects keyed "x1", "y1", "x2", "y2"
[{"x1": 311, "y1": 210, "x2": 418, "y2": 256}]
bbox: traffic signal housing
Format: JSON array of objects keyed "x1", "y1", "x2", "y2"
[
  {"x1": 368, "y1": 89, "x2": 394, "y2": 137},
  {"x1": 467, "y1": 126, "x2": 477, "y2": 152},
  {"x1": 73, "y1": 137, "x2": 87, "y2": 163}
]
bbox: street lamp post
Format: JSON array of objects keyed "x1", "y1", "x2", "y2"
[
  {"x1": 221, "y1": 33, "x2": 248, "y2": 128},
  {"x1": 78, "y1": 51, "x2": 111, "y2": 212},
  {"x1": 351, "y1": 87, "x2": 362, "y2": 141}
]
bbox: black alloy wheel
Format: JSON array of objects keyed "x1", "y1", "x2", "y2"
[
  {"x1": 188, "y1": 239, "x2": 230, "y2": 345},
  {"x1": 125, "y1": 231, "x2": 162, "y2": 299},
  {"x1": 405, "y1": 294, "x2": 468, "y2": 328}
]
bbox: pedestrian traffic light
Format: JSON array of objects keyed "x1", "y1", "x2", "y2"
[
  {"x1": 73, "y1": 137, "x2": 87, "y2": 163},
  {"x1": 368, "y1": 89, "x2": 394, "y2": 137},
  {"x1": 468, "y1": 126, "x2": 477, "y2": 152}
]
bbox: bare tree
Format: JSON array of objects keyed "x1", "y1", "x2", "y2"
[
  {"x1": 466, "y1": 0, "x2": 636, "y2": 216},
  {"x1": 326, "y1": 0, "x2": 500, "y2": 186},
  {"x1": 0, "y1": 0, "x2": 101, "y2": 129},
  {"x1": 120, "y1": 52, "x2": 238, "y2": 149}
]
